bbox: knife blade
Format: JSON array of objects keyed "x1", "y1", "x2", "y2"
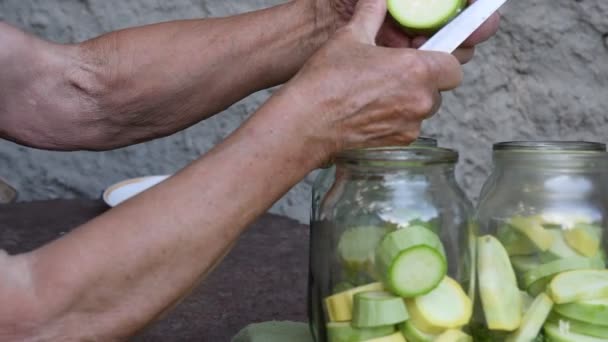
[{"x1": 419, "y1": 0, "x2": 509, "y2": 53}]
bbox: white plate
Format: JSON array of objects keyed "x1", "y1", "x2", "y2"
[{"x1": 103, "y1": 175, "x2": 170, "y2": 207}]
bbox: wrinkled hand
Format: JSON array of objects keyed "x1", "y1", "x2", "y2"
[
  {"x1": 281, "y1": 0, "x2": 463, "y2": 165},
  {"x1": 315, "y1": 0, "x2": 500, "y2": 63}
]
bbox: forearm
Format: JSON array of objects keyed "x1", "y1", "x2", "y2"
[
  {"x1": 0, "y1": 0, "x2": 335, "y2": 150},
  {"x1": 14, "y1": 90, "x2": 320, "y2": 340}
]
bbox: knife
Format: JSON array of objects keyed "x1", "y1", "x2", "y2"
[{"x1": 420, "y1": 0, "x2": 509, "y2": 53}]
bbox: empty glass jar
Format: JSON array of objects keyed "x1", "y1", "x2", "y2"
[
  {"x1": 308, "y1": 145, "x2": 474, "y2": 342},
  {"x1": 473, "y1": 141, "x2": 608, "y2": 341}
]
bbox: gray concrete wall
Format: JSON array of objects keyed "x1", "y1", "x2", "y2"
[{"x1": 0, "y1": 0, "x2": 606, "y2": 223}]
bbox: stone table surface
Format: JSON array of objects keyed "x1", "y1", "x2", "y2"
[{"x1": 0, "y1": 200, "x2": 310, "y2": 341}]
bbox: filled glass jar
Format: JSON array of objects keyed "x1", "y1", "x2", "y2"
[
  {"x1": 309, "y1": 145, "x2": 474, "y2": 342},
  {"x1": 473, "y1": 141, "x2": 608, "y2": 341}
]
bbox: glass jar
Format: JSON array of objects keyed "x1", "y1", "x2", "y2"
[
  {"x1": 309, "y1": 146, "x2": 474, "y2": 342},
  {"x1": 473, "y1": 141, "x2": 608, "y2": 341},
  {"x1": 311, "y1": 138, "x2": 439, "y2": 222}
]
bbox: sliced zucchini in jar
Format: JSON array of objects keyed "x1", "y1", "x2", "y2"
[
  {"x1": 325, "y1": 282, "x2": 384, "y2": 322},
  {"x1": 362, "y1": 332, "x2": 407, "y2": 342},
  {"x1": 399, "y1": 321, "x2": 437, "y2": 342},
  {"x1": 563, "y1": 223, "x2": 602, "y2": 258},
  {"x1": 547, "y1": 312, "x2": 608, "y2": 339},
  {"x1": 477, "y1": 235, "x2": 522, "y2": 331},
  {"x1": 548, "y1": 270, "x2": 608, "y2": 304},
  {"x1": 544, "y1": 322, "x2": 608, "y2": 342},
  {"x1": 554, "y1": 298, "x2": 608, "y2": 327},
  {"x1": 405, "y1": 277, "x2": 472, "y2": 333},
  {"x1": 505, "y1": 293, "x2": 553, "y2": 342},
  {"x1": 352, "y1": 291, "x2": 409, "y2": 328},
  {"x1": 509, "y1": 216, "x2": 555, "y2": 252},
  {"x1": 327, "y1": 322, "x2": 396, "y2": 342},
  {"x1": 435, "y1": 329, "x2": 473, "y2": 342},
  {"x1": 523, "y1": 256, "x2": 605, "y2": 289}
]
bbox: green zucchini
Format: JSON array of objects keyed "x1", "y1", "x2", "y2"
[
  {"x1": 376, "y1": 226, "x2": 446, "y2": 297},
  {"x1": 352, "y1": 291, "x2": 409, "y2": 328},
  {"x1": 478, "y1": 235, "x2": 522, "y2": 331},
  {"x1": 338, "y1": 226, "x2": 389, "y2": 276},
  {"x1": 387, "y1": 0, "x2": 466, "y2": 33},
  {"x1": 523, "y1": 256, "x2": 605, "y2": 289},
  {"x1": 521, "y1": 291, "x2": 535, "y2": 315},
  {"x1": 405, "y1": 277, "x2": 472, "y2": 333},
  {"x1": 564, "y1": 223, "x2": 601, "y2": 257},
  {"x1": 544, "y1": 322, "x2": 607, "y2": 342},
  {"x1": 497, "y1": 226, "x2": 538, "y2": 256},
  {"x1": 554, "y1": 298, "x2": 608, "y2": 327},
  {"x1": 362, "y1": 332, "x2": 407, "y2": 342},
  {"x1": 435, "y1": 329, "x2": 472, "y2": 342},
  {"x1": 539, "y1": 229, "x2": 582, "y2": 262},
  {"x1": 505, "y1": 293, "x2": 553, "y2": 342},
  {"x1": 547, "y1": 312, "x2": 608, "y2": 339},
  {"x1": 548, "y1": 270, "x2": 608, "y2": 304},
  {"x1": 398, "y1": 321, "x2": 437, "y2": 342},
  {"x1": 509, "y1": 216, "x2": 555, "y2": 252},
  {"x1": 325, "y1": 283, "x2": 384, "y2": 322},
  {"x1": 527, "y1": 276, "x2": 553, "y2": 297},
  {"x1": 327, "y1": 322, "x2": 396, "y2": 342}
]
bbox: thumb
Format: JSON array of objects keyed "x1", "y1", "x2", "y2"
[{"x1": 349, "y1": 0, "x2": 387, "y2": 44}]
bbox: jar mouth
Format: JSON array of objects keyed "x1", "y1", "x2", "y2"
[
  {"x1": 336, "y1": 146, "x2": 458, "y2": 166},
  {"x1": 494, "y1": 141, "x2": 606, "y2": 152}
]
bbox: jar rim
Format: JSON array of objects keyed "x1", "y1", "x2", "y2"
[
  {"x1": 336, "y1": 146, "x2": 458, "y2": 165},
  {"x1": 493, "y1": 141, "x2": 606, "y2": 152}
]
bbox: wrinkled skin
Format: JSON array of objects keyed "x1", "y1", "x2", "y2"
[{"x1": 322, "y1": 0, "x2": 501, "y2": 62}]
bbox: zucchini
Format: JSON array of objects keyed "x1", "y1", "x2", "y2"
[
  {"x1": 327, "y1": 322, "x2": 396, "y2": 342},
  {"x1": 505, "y1": 293, "x2": 553, "y2": 342},
  {"x1": 547, "y1": 313, "x2": 608, "y2": 339},
  {"x1": 399, "y1": 321, "x2": 437, "y2": 342},
  {"x1": 527, "y1": 276, "x2": 553, "y2": 297},
  {"x1": 563, "y1": 223, "x2": 601, "y2": 257},
  {"x1": 554, "y1": 298, "x2": 608, "y2": 327},
  {"x1": 325, "y1": 283, "x2": 384, "y2": 322},
  {"x1": 497, "y1": 226, "x2": 538, "y2": 256},
  {"x1": 352, "y1": 291, "x2": 409, "y2": 328},
  {"x1": 544, "y1": 322, "x2": 607, "y2": 342},
  {"x1": 362, "y1": 332, "x2": 407, "y2": 342},
  {"x1": 387, "y1": 0, "x2": 466, "y2": 33},
  {"x1": 405, "y1": 277, "x2": 472, "y2": 333},
  {"x1": 548, "y1": 270, "x2": 608, "y2": 304},
  {"x1": 435, "y1": 329, "x2": 473, "y2": 342},
  {"x1": 338, "y1": 226, "x2": 389, "y2": 274},
  {"x1": 523, "y1": 256, "x2": 605, "y2": 289},
  {"x1": 509, "y1": 216, "x2": 555, "y2": 252},
  {"x1": 521, "y1": 291, "x2": 535, "y2": 315},
  {"x1": 477, "y1": 235, "x2": 522, "y2": 331},
  {"x1": 511, "y1": 255, "x2": 542, "y2": 274},
  {"x1": 376, "y1": 226, "x2": 446, "y2": 297},
  {"x1": 540, "y1": 229, "x2": 582, "y2": 262}
]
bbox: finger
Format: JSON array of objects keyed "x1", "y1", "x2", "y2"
[
  {"x1": 461, "y1": 12, "x2": 501, "y2": 47},
  {"x1": 419, "y1": 51, "x2": 463, "y2": 90},
  {"x1": 349, "y1": 0, "x2": 388, "y2": 44},
  {"x1": 427, "y1": 91, "x2": 443, "y2": 118},
  {"x1": 376, "y1": 18, "x2": 412, "y2": 48},
  {"x1": 453, "y1": 47, "x2": 475, "y2": 64}
]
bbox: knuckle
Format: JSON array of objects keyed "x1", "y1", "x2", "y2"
[
  {"x1": 412, "y1": 91, "x2": 436, "y2": 116},
  {"x1": 403, "y1": 54, "x2": 432, "y2": 81}
]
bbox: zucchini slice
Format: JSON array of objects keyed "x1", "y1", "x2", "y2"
[
  {"x1": 435, "y1": 329, "x2": 472, "y2": 342},
  {"x1": 477, "y1": 235, "x2": 522, "y2": 331},
  {"x1": 548, "y1": 270, "x2": 608, "y2": 304},
  {"x1": 399, "y1": 321, "x2": 437, "y2": 342},
  {"x1": 563, "y1": 223, "x2": 601, "y2": 257},
  {"x1": 362, "y1": 332, "x2": 407, "y2": 342},
  {"x1": 352, "y1": 291, "x2": 409, "y2": 328},
  {"x1": 505, "y1": 293, "x2": 553, "y2": 342},
  {"x1": 338, "y1": 226, "x2": 389, "y2": 274},
  {"x1": 325, "y1": 283, "x2": 384, "y2": 322},
  {"x1": 509, "y1": 216, "x2": 555, "y2": 252},
  {"x1": 523, "y1": 256, "x2": 604, "y2": 289},
  {"x1": 405, "y1": 277, "x2": 472, "y2": 333},
  {"x1": 376, "y1": 226, "x2": 446, "y2": 297},
  {"x1": 554, "y1": 298, "x2": 608, "y2": 327},
  {"x1": 327, "y1": 322, "x2": 396, "y2": 342},
  {"x1": 547, "y1": 313, "x2": 608, "y2": 339},
  {"x1": 544, "y1": 322, "x2": 608, "y2": 342},
  {"x1": 387, "y1": 0, "x2": 466, "y2": 33}
]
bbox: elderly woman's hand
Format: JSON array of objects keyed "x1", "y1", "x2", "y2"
[
  {"x1": 315, "y1": 0, "x2": 500, "y2": 63},
  {"x1": 273, "y1": 0, "x2": 463, "y2": 166}
]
